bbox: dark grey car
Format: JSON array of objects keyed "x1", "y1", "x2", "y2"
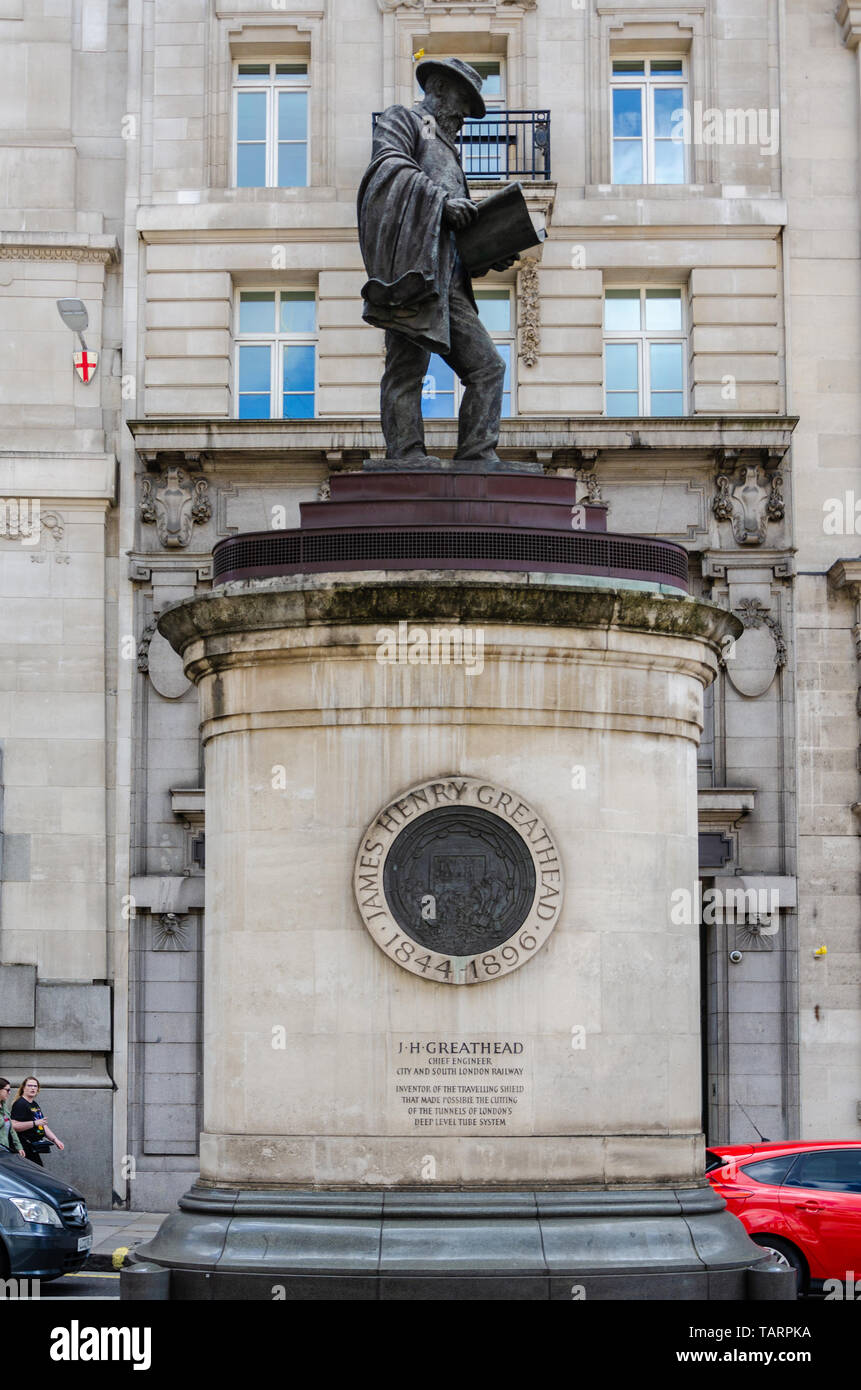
[{"x1": 0, "y1": 1147, "x2": 92, "y2": 1280}]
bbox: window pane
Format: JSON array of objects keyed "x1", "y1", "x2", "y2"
[
  {"x1": 651, "y1": 392, "x2": 684, "y2": 416},
  {"x1": 604, "y1": 290, "x2": 641, "y2": 331},
  {"x1": 275, "y1": 63, "x2": 308, "y2": 80},
  {"x1": 237, "y1": 91, "x2": 267, "y2": 141},
  {"x1": 476, "y1": 290, "x2": 511, "y2": 333},
  {"x1": 740, "y1": 1156, "x2": 799, "y2": 1186},
  {"x1": 645, "y1": 288, "x2": 682, "y2": 331},
  {"x1": 612, "y1": 87, "x2": 642, "y2": 137},
  {"x1": 239, "y1": 292, "x2": 276, "y2": 334},
  {"x1": 651, "y1": 59, "x2": 683, "y2": 75},
  {"x1": 239, "y1": 394, "x2": 271, "y2": 420},
  {"x1": 606, "y1": 342, "x2": 638, "y2": 389},
  {"x1": 237, "y1": 64, "x2": 270, "y2": 81},
  {"x1": 655, "y1": 139, "x2": 685, "y2": 183},
  {"x1": 606, "y1": 392, "x2": 639, "y2": 416},
  {"x1": 422, "y1": 356, "x2": 455, "y2": 417},
  {"x1": 238, "y1": 344, "x2": 271, "y2": 392},
  {"x1": 283, "y1": 393, "x2": 314, "y2": 419},
  {"x1": 785, "y1": 1149, "x2": 861, "y2": 1192},
  {"x1": 473, "y1": 62, "x2": 502, "y2": 98},
  {"x1": 654, "y1": 88, "x2": 684, "y2": 139},
  {"x1": 278, "y1": 142, "x2": 307, "y2": 188},
  {"x1": 497, "y1": 342, "x2": 511, "y2": 390},
  {"x1": 649, "y1": 341, "x2": 683, "y2": 390},
  {"x1": 612, "y1": 139, "x2": 642, "y2": 183},
  {"x1": 498, "y1": 343, "x2": 511, "y2": 417},
  {"x1": 462, "y1": 130, "x2": 505, "y2": 178},
  {"x1": 281, "y1": 292, "x2": 316, "y2": 334},
  {"x1": 423, "y1": 357, "x2": 455, "y2": 395},
  {"x1": 422, "y1": 391, "x2": 456, "y2": 418},
  {"x1": 278, "y1": 91, "x2": 307, "y2": 141},
  {"x1": 237, "y1": 143, "x2": 266, "y2": 187},
  {"x1": 283, "y1": 344, "x2": 315, "y2": 394},
  {"x1": 612, "y1": 60, "x2": 645, "y2": 75}
]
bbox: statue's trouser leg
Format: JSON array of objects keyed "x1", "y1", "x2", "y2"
[
  {"x1": 444, "y1": 277, "x2": 506, "y2": 461},
  {"x1": 381, "y1": 329, "x2": 431, "y2": 459}
]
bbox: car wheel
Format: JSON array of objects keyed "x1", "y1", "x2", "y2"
[
  {"x1": 750, "y1": 1234, "x2": 807, "y2": 1296},
  {"x1": 0, "y1": 1238, "x2": 8, "y2": 1279}
]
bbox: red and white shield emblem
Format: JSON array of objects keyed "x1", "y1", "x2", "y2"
[{"x1": 74, "y1": 350, "x2": 98, "y2": 383}]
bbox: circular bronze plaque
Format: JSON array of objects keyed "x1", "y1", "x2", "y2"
[
  {"x1": 354, "y1": 777, "x2": 563, "y2": 985},
  {"x1": 383, "y1": 806, "x2": 536, "y2": 955}
]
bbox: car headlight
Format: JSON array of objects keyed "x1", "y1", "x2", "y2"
[{"x1": 9, "y1": 1198, "x2": 62, "y2": 1227}]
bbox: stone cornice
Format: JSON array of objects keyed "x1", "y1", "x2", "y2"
[
  {"x1": 158, "y1": 575, "x2": 741, "y2": 679},
  {"x1": 0, "y1": 233, "x2": 120, "y2": 264},
  {"x1": 128, "y1": 416, "x2": 799, "y2": 473},
  {"x1": 828, "y1": 557, "x2": 861, "y2": 591},
  {"x1": 837, "y1": 0, "x2": 861, "y2": 48}
]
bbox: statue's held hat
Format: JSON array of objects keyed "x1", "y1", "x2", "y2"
[{"x1": 415, "y1": 57, "x2": 486, "y2": 120}]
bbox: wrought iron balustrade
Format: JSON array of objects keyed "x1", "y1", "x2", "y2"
[{"x1": 370, "y1": 110, "x2": 551, "y2": 181}]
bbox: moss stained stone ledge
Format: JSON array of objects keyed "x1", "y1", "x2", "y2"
[{"x1": 158, "y1": 571, "x2": 742, "y2": 658}]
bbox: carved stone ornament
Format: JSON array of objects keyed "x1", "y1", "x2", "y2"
[
  {"x1": 723, "y1": 597, "x2": 786, "y2": 698},
  {"x1": 137, "y1": 618, "x2": 158, "y2": 673},
  {"x1": 735, "y1": 598, "x2": 787, "y2": 667},
  {"x1": 153, "y1": 912, "x2": 190, "y2": 952},
  {"x1": 354, "y1": 776, "x2": 563, "y2": 985},
  {"x1": 712, "y1": 465, "x2": 785, "y2": 546},
  {"x1": 517, "y1": 258, "x2": 541, "y2": 368},
  {"x1": 140, "y1": 468, "x2": 212, "y2": 548},
  {"x1": 575, "y1": 469, "x2": 603, "y2": 504}
]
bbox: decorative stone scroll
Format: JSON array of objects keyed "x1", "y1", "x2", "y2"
[
  {"x1": 354, "y1": 777, "x2": 563, "y2": 984},
  {"x1": 140, "y1": 468, "x2": 212, "y2": 549},
  {"x1": 712, "y1": 464, "x2": 785, "y2": 546}
]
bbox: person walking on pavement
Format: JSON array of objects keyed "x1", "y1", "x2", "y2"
[
  {"x1": 0, "y1": 1079, "x2": 27, "y2": 1158},
  {"x1": 11, "y1": 1076, "x2": 65, "y2": 1167}
]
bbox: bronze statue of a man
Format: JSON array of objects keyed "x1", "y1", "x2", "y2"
[{"x1": 357, "y1": 58, "x2": 515, "y2": 465}]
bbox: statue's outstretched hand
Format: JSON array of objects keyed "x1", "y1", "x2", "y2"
[{"x1": 443, "y1": 198, "x2": 479, "y2": 230}]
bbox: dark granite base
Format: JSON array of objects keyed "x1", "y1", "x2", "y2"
[{"x1": 120, "y1": 1185, "x2": 796, "y2": 1301}]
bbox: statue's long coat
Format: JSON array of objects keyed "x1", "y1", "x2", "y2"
[{"x1": 357, "y1": 102, "x2": 478, "y2": 356}]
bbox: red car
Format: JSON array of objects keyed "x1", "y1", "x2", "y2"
[{"x1": 707, "y1": 1140, "x2": 861, "y2": 1295}]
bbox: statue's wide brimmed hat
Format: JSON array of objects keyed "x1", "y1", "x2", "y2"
[{"x1": 415, "y1": 57, "x2": 486, "y2": 119}]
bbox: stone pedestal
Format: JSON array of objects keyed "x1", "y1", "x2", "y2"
[{"x1": 123, "y1": 473, "x2": 789, "y2": 1299}]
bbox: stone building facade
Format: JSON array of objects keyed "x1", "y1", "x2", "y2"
[{"x1": 0, "y1": 0, "x2": 857, "y2": 1209}]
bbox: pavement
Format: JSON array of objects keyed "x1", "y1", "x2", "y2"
[{"x1": 85, "y1": 1209, "x2": 168, "y2": 1272}]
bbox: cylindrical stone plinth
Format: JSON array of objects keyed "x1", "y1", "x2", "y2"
[{"x1": 131, "y1": 572, "x2": 784, "y2": 1299}]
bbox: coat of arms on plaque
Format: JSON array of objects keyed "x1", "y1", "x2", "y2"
[{"x1": 354, "y1": 777, "x2": 563, "y2": 984}]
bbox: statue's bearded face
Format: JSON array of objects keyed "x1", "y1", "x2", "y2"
[{"x1": 423, "y1": 75, "x2": 474, "y2": 137}]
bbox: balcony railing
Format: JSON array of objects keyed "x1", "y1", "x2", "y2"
[{"x1": 371, "y1": 110, "x2": 551, "y2": 182}]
